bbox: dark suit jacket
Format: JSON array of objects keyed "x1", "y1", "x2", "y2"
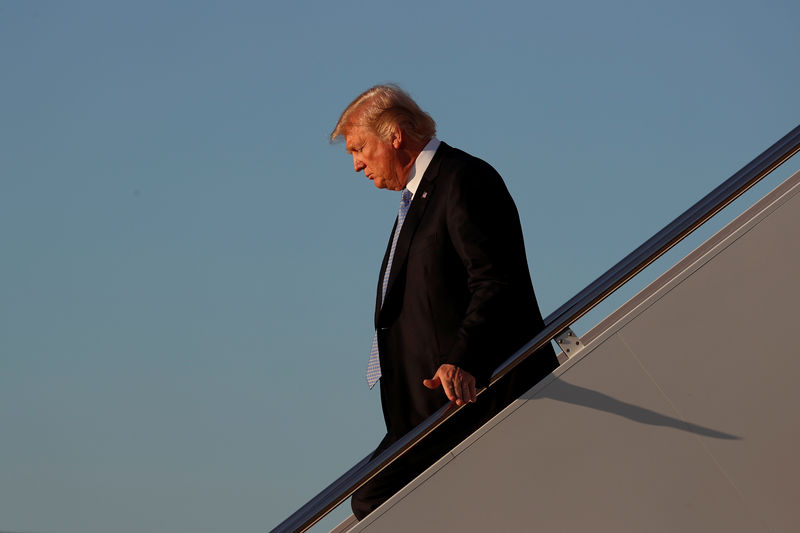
[{"x1": 374, "y1": 141, "x2": 557, "y2": 439}]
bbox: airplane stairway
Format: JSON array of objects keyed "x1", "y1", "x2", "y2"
[
  {"x1": 271, "y1": 126, "x2": 800, "y2": 533},
  {"x1": 335, "y1": 167, "x2": 800, "y2": 533}
]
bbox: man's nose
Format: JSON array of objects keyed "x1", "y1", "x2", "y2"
[{"x1": 353, "y1": 154, "x2": 365, "y2": 172}]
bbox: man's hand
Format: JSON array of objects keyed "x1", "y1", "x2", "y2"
[{"x1": 423, "y1": 364, "x2": 477, "y2": 406}]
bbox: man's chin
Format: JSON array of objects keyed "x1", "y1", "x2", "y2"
[{"x1": 372, "y1": 179, "x2": 402, "y2": 191}]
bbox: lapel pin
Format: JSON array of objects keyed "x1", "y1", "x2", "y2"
[{"x1": 422, "y1": 191, "x2": 428, "y2": 199}]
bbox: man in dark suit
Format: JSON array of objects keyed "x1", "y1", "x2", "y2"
[{"x1": 331, "y1": 84, "x2": 558, "y2": 519}]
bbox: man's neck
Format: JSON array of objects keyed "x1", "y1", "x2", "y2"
[
  {"x1": 405, "y1": 137, "x2": 440, "y2": 196},
  {"x1": 396, "y1": 141, "x2": 427, "y2": 187}
]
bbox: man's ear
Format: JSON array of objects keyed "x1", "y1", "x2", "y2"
[{"x1": 390, "y1": 125, "x2": 403, "y2": 149}]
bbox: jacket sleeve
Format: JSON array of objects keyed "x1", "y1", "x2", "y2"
[{"x1": 437, "y1": 158, "x2": 533, "y2": 385}]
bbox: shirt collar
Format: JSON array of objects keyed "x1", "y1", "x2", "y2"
[{"x1": 405, "y1": 137, "x2": 441, "y2": 197}]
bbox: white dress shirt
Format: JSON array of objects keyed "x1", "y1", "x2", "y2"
[{"x1": 405, "y1": 137, "x2": 441, "y2": 197}]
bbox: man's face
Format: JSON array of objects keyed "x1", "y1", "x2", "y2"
[{"x1": 344, "y1": 125, "x2": 407, "y2": 191}]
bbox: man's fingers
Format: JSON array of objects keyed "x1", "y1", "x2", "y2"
[
  {"x1": 453, "y1": 368, "x2": 476, "y2": 404},
  {"x1": 451, "y1": 374, "x2": 460, "y2": 403},
  {"x1": 442, "y1": 379, "x2": 457, "y2": 403},
  {"x1": 468, "y1": 379, "x2": 477, "y2": 402},
  {"x1": 461, "y1": 381, "x2": 472, "y2": 404},
  {"x1": 423, "y1": 365, "x2": 476, "y2": 405},
  {"x1": 422, "y1": 376, "x2": 441, "y2": 389},
  {"x1": 453, "y1": 371, "x2": 467, "y2": 405}
]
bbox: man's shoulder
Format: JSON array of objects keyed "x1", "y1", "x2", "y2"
[
  {"x1": 432, "y1": 142, "x2": 504, "y2": 191},
  {"x1": 435, "y1": 142, "x2": 498, "y2": 177},
  {"x1": 437, "y1": 141, "x2": 479, "y2": 163}
]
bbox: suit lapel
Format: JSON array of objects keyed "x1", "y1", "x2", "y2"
[
  {"x1": 375, "y1": 218, "x2": 396, "y2": 326},
  {"x1": 377, "y1": 143, "x2": 448, "y2": 323}
]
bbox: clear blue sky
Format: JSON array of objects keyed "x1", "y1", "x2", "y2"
[{"x1": 1, "y1": 1, "x2": 798, "y2": 532}]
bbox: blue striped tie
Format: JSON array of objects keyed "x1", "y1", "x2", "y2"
[{"x1": 367, "y1": 188, "x2": 413, "y2": 388}]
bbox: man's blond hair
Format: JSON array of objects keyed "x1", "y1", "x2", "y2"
[{"x1": 330, "y1": 84, "x2": 436, "y2": 145}]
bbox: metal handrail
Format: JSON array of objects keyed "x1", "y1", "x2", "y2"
[{"x1": 270, "y1": 124, "x2": 800, "y2": 533}]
